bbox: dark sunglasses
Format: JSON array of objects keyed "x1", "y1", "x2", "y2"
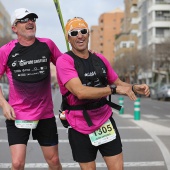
[
  {"x1": 15, "y1": 17, "x2": 36, "y2": 26},
  {"x1": 68, "y1": 29, "x2": 88, "y2": 37}
]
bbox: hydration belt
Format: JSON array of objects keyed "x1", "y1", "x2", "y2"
[{"x1": 63, "y1": 96, "x2": 121, "y2": 127}]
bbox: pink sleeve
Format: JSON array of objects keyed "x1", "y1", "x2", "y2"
[
  {"x1": 37, "y1": 38, "x2": 63, "y2": 65},
  {"x1": 56, "y1": 54, "x2": 78, "y2": 94},
  {"x1": 0, "y1": 40, "x2": 17, "y2": 75}
]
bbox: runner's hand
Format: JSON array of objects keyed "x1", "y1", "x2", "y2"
[
  {"x1": 2, "y1": 101, "x2": 16, "y2": 120},
  {"x1": 133, "y1": 84, "x2": 150, "y2": 97},
  {"x1": 116, "y1": 86, "x2": 137, "y2": 101}
]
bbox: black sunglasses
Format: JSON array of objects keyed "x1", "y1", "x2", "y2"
[
  {"x1": 15, "y1": 17, "x2": 36, "y2": 26},
  {"x1": 68, "y1": 29, "x2": 88, "y2": 37}
]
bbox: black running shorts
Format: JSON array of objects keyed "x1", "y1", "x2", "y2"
[
  {"x1": 68, "y1": 116, "x2": 122, "y2": 163},
  {"x1": 6, "y1": 117, "x2": 58, "y2": 146}
]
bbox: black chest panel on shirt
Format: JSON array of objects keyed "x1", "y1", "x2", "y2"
[
  {"x1": 60, "y1": 51, "x2": 121, "y2": 128},
  {"x1": 66, "y1": 51, "x2": 108, "y2": 87},
  {"x1": 7, "y1": 39, "x2": 51, "y2": 83}
]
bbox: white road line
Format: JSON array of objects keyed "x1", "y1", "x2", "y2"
[
  {"x1": 118, "y1": 126, "x2": 141, "y2": 129},
  {"x1": 122, "y1": 139, "x2": 153, "y2": 142},
  {"x1": 118, "y1": 114, "x2": 134, "y2": 118},
  {"x1": 142, "y1": 114, "x2": 159, "y2": 119},
  {"x1": 133, "y1": 120, "x2": 170, "y2": 170},
  {"x1": 165, "y1": 115, "x2": 170, "y2": 118},
  {"x1": 0, "y1": 126, "x2": 141, "y2": 130},
  {"x1": 0, "y1": 161, "x2": 165, "y2": 168},
  {"x1": 124, "y1": 161, "x2": 165, "y2": 167},
  {"x1": 0, "y1": 138, "x2": 153, "y2": 143},
  {"x1": 152, "y1": 106, "x2": 161, "y2": 110}
]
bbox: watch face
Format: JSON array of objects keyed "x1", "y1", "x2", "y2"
[
  {"x1": 110, "y1": 85, "x2": 116, "y2": 94},
  {"x1": 110, "y1": 85, "x2": 116, "y2": 88}
]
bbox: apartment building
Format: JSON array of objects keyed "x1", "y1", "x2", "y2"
[
  {"x1": 0, "y1": 2, "x2": 12, "y2": 46},
  {"x1": 90, "y1": 26, "x2": 100, "y2": 53},
  {"x1": 0, "y1": 2, "x2": 12, "y2": 83},
  {"x1": 114, "y1": 0, "x2": 139, "y2": 83},
  {"x1": 90, "y1": 8, "x2": 124, "y2": 66},
  {"x1": 138, "y1": 0, "x2": 170, "y2": 84},
  {"x1": 115, "y1": 0, "x2": 138, "y2": 59},
  {"x1": 138, "y1": 0, "x2": 170, "y2": 50}
]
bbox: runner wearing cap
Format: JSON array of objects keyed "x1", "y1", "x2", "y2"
[{"x1": 0, "y1": 8, "x2": 62, "y2": 170}]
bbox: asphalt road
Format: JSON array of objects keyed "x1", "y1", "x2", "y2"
[{"x1": 0, "y1": 89, "x2": 170, "y2": 170}]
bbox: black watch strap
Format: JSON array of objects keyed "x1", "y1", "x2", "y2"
[
  {"x1": 132, "y1": 84, "x2": 137, "y2": 94},
  {"x1": 110, "y1": 85, "x2": 116, "y2": 94}
]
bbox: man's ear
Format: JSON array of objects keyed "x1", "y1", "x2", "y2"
[
  {"x1": 12, "y1": 26, "x2": 17, "y2": 33},
  {"x1": 67, "y1": 36, "x2": 71, "y2": 43}
]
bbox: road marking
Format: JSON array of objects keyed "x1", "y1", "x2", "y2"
[
  {"x1": 165, "y1": 115, "x2": 170, "y2": 118},
  {"x1": 124, "y1": 161, "x2": 165, "y2": 167},
  {"x1": 118, "y1": 126, "x2": 141, "y2": 129},
  {"x1": 142, "y1": 114, "x2": 159, "y2": 119},
  {"x1": 122, "y1": 139, "x2": 153, "y2": 142},
  {"x1": 0, "y1": 161, "x2": 165, "y2": 168},
  {"x1": 0, "y1": 138, "x2": 153, "y2": 143},
  {"x1": 0, "y1": 126, "x2": 141, "y2": 130},
  {"x1": 118, "y1": 114, "x2": 134, "y2": 118},
  {"x1": 152, "y1": 106, "x2": 161, "y2": 110},
  {"x1": 133, "y1": 120, "x2": 170, "y2": 170}
]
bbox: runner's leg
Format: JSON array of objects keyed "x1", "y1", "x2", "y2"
[
  {"x1": 10, "y1": 144, "x2": 26, "y2": 170},
  {"x1": 104, "y1": 152, "x2": 123, "y2": 170},
  {"x1": 41, "y1": 145, "x2": 62, "y2": 170},
  {"x1": 79, "y1": 161, "x2": 96, "y2": 170}
]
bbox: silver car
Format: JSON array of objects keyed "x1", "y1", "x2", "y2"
[
  {"x1": 157, "y1": 84, "x2": 170, "y2": 101},
  {"x1": 0, "y1": 83, "x2": 9, "y2": 101}
]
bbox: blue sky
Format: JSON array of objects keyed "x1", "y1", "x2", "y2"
[{"x1": 1, "y1": 0, "x2": 124, "y2": 52}]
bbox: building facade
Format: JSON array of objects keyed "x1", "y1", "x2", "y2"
[
  {"x1": 137, "y1": 0, "x2": 170, "y2": 84},
  {"x1": 90, "y1": 8, "x2": 124, "y2": 66},
  {"x1": 0, "y1": 2, "x2": 12, "y2": 46},
  {"x1": 0, "y1": 2, "x2": 13, "y2": 83},
  {"x1": 114, "y1": 0, "x2": 139, "y2": 83}
]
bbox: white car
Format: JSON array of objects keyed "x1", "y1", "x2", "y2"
[
  {"x1": 157, "y1": 84, "x2": 170, "y2": 101},
  {"x1": 0, "y1": 83, "x2": 9, "y2": 101}
]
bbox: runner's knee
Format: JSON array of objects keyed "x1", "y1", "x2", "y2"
[{"x1": 12, "y1": 160, "x2": 25, "y2": 170}]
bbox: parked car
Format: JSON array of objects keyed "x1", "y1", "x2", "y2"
[
  {"x1": 0, "y1": 83, "x2": 9, "y2": 101},
  {"x1": 157, "y1": 84, "x2": 170, "y2": 101}
]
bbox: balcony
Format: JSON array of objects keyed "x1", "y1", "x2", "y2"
[
  {"x1": 155, "y1": 0, "x2": 170, "y2": 4},
  {"x1": 156, "y1": 17, "x2": 170, "y2": 21}
]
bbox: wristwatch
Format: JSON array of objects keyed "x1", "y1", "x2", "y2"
[
  {"x1": 110, "y1": 85, "x2": 117, "y2": 94},
  {"x1": 132, "y1": 84, "x2": 137, "y2": 94}
]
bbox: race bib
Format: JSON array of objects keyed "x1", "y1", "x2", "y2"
[
  {"x1": 89, "y1": 119, "x2": 116, "y2": 146},
  {"x1": 15, "y1": 120, "x2": 39, "y2": 129}
]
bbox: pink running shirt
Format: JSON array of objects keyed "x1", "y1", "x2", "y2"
[
  {"x1": 56, "y1": 52, "x2": 118, "y2": 134},
  {"x1": 0, "y1": 38, "x2": 62, "y2": 120}
]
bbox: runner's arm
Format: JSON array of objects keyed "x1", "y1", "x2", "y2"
[
  {"x1": 113, "y1": 78, "x2": 150, "y2": 100},
  {"x1": 65, "y1": 77, "x2": 111, "y2": 100},
  {"x1": 0, "y1": 76, "x2": 16, "y2": 120}
]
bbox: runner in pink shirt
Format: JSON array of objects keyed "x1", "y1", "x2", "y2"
[
  {"x1": 0, "y1": 8, "x2": 62, "y2": 170},
  {"x1": 56, "y1": 17, "x2": 150, "y2": 170}
]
